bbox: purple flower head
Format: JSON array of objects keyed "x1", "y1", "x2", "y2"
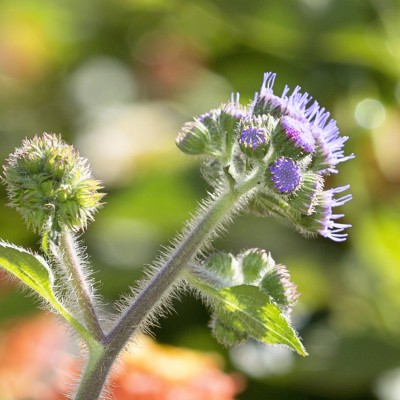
[
  {"x1": 223, "y1": 92, "x2": 249, "y2": 120},
  {"x1": 316, "y1": 185, "x2": 352, "y2": 242},
  {"x1": 270, "y1": 157, "x2": 301, "y2": 194},
  {"x1": 239, "y1": 127, "x2": 268, "y2": 150},
  {"x1": 310, "y1": 108, "x2": 355, "y2": 174},
  {"x1": 281, "y1": 115, "x2": 316, "y2": 153},
  {"x1": 254, "y1": 72, "x2": 319, "y2": 122},
  {"x1": 253, "y1": 72, "x2": 287, "y2": 115},
  {"x1": 198, "y1": 108, "x2": 221, "y2": 124}
]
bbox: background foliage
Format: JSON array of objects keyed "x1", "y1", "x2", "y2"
[{"x1": 1, "y1": 0, "x2": 400, "y2": 399}]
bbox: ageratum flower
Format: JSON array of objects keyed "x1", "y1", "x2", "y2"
[
  {"x1": 281, "y1": 116, "x2": 315, "y2": 153},
  {"x1": 251, "y1": 72, "x2": 353, "y2": 241},
  {"x1": 253, "y1": 72, "x2": 319, "y2": 122},
  {"x1": 270, "y1": 157, "x2": 301, "y2": 194},
  {"x1": 310, "y1": 107, "x2": 354, "y2": 174},
  {"x1": 3, "y1": 133, "x2": 104, "y2": 232},
  {"x1": 312, "y1": 185, "x2": 353, "y2": 242},
  {"x1": 176, "y1": 71, "x2": 354, "y2": 242}
]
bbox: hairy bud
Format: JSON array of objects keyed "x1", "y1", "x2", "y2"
[{"x1": 3, "y1": 133, "x2": 104, "y2": 232}]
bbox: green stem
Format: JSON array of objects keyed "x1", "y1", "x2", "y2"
[
  {"x1": 73, "y1": 171, "x2": 260, "y2": 400},
  {"x1": 73, "y1": 342, "x2": 106, "y2": 400},
  {"x1": 57, "y1": 227, "x2": 106, "y2": 343}
]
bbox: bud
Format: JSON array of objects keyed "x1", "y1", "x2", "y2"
[
  {"x1": 260, "y1": 263, "x2": 299, "y2": 313},
  {"x1": 238, "y1": 127, "x2": 268, "y2": 158},
  {"x1": 176, "y1": 120, "x2": 211, "y2": 155},
  {"x1": 291, "y1": 172, "x2": 324, "y2": 215},
  {"x1": 3, "y1": 133, "x2": 104, "y2": 232},
  {"x1": 239, "y1": 248, "x2": 274, "y2": 285},
  {"x1": 203, "y1": 252, "x2": 240, "y2": 286}
]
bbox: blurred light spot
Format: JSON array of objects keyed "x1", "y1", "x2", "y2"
[
  {"x1": 375, "y1": 368, "x2": 400, "y2": 400},
  {"x1": 355, "y1": 98, "x2": 386, "y2": 129},
  {"x1": 230, "y1": 341, "x2": 293, "y2": 378},
  {"x1": 68, "y1": 57, "x2": 137, "y2": 111},
  {"x1": 299, "y1": 0, "x2": 331, "y2": 12},
  {"x1": 76, "y1": 102, "x2": 180, "y2": 185},
  {"x1": 89, "y1": 218, "x2": 160, "y2": 268},
  {"x1": 386, "y1": 39, "x2": 400, "y2": 58}
]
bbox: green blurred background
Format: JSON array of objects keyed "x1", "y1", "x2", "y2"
[{"x1": 1, "y1": 0, "x2": 400, "y2": 399}]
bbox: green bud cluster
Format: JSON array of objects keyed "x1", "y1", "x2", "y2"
[
  {"x1": 201, "y1": 249, "x2": 298, "y2": 346},
  {"x1": 3, "y1": 133, "x2": 104, "y2": 233}
]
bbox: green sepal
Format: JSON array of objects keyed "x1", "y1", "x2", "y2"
[
  {"x1": 260, "y1": 264, "x2": 298, "y2": 310},
  {"x1": 239, "y1": 248, "x2": 274, "y2": 285},
  {"x1": 203, "y1": 252, "x2": 238, "y2": 284}
]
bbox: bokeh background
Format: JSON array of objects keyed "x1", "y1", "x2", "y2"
[{"x1": 1, "y1": 0, "x2": 400, "y2": 399}]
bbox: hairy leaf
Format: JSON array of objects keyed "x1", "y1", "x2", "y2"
[
  {"x1": 206, "y1": 283, "x2": 307, "y2": 355},
  {"x1": 0, "y1": 241, "x2": 92, "y2": 343}
]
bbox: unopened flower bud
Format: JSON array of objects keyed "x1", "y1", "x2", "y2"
[
  {"x1": 176, "y1": 120, "x2": 211, "y2": 155},
  {"x1": 239, "y1": 248, "x2": 274, "y2": 285},
  {"x1": 260, "y1": 264, "x2": 299, "y2": 313},
  {"x1": 238, "y1": 127, "x2": 269, "y2": 159},
  {"x1": 3, "y1": 133, "x2": 104, "y2": 233},
  {"x1": 292, "y1": 172, "x2": 324, "y2": 215}
]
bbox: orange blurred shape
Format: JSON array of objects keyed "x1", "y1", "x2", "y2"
[
  {"x1": 0, "y1": 313, "x2": 244, "y2": 400},
  {"x1": 113, "y1": 336, "x2": 244, "y2": 400}
]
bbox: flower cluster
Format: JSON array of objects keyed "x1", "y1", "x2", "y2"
[
  {"x1": 176, "y1": 72, "x2": 354, "y2": 241},
  {"x1": 2, "y1": 133, "x2": 104, "y2": 233}
]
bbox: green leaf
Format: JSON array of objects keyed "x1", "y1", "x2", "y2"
[
  {"x1": 0, "y1": 241, "x2": 93, "y2": 345},
  {"x1": 211, "y1": 284, "x2": 307, "y2": 355},
  {"x1": 0, "y1": 241, "x2": 55, "y2": 300}
]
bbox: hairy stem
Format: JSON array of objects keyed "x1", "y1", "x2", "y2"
[
  {"x1": 57, "y1": 227, "x2": 106, "y2": 343},
  {"x1": 73, "y1": 171, "x2": 260, "y2": 400}
]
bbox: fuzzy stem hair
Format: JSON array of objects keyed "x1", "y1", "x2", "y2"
[
  {"x1": 54, "y1": 227, "x2": 106, "y2": 344},
  {"x1": 73, "y1": 170, "x2": 261, "y2": 400}
]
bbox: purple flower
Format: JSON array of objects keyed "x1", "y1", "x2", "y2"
[
  {"x1": 224, "y1": 93, "x2": 249, "y2": 119},
  {"x1": 281, "y1": 115, "x2": 315, "y2": 153},
  {"x1": 315, "y1": 185, "x2": 352, "y2": 242},
  {"x1": 198, "y1": 108, "x2": 221, "y2": 124},
  {"x1": 239, "y1": 127, "x2": 268, "y2": 150},
  {"x1": 310, "y1": 108, "x2": 355, "y2": 174},
  {"x1": 270, "y1": 157, "x2": 301, "y2": 194},
  {"x1": 254, "y1": 72, "x2": 319, "y2": 122}
]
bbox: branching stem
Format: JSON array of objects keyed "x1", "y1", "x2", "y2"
[{"x1": 73, "y1": 170, "x2": 261, "y2": 400}]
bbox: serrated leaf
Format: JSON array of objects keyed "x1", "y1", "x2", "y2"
[
  {"x1": 212, "y1": 284, "x2": 307, "y2": 355},
  {"x1": 0, "y1": 241, "x2": 92, "y2": 344}
]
